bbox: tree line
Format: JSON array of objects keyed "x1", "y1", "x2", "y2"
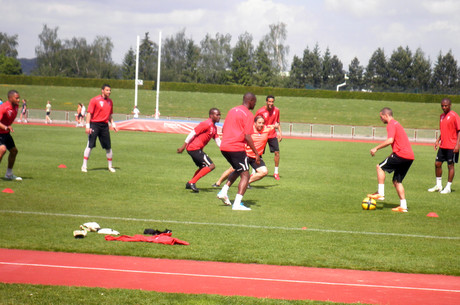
[{"x1": 1, "y1": 24, "x2": 459, "y2": 94}]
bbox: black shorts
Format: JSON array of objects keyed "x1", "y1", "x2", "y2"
[
  {"x1": 436, "y1": 148, "x2": 459, "y2": 164},
  {"x1": 187, "y1": 149, "x2": 214, "y2": 168},
  {"x1": 379, "y1": 153, "x2": 413, "y2": 183},
  {"x1": 267, "y1": 137, "x2": 279, "y2": 153},
  {"x1": 221, "y1": 150, "x2": 249, "y2": 173},
  {"x1": 0, "y1": 133, "x2": 15, "y2": 150},
  {"x1": 87, "y1": 122, "x2": 111, "y2": 149},
  {"x1": 248, "y1": 156, "x2": 265, "y2": 170}
]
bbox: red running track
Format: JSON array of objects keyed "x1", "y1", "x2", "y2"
[{"x1": 1, "y1": 249, "x2": 459, "y2": 304}]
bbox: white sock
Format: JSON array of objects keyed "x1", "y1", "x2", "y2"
[
  {"x1": 106, "y1": 149, "x2": 113, "y2": 168},
  {"x1": 220, "y1": 184, "x2": 229, "y2": 196},
  {"x1": 400, "y1": 199, "x2": 407, "y2": 210},
  {"x1": 436, "y1": 177, "x2": 442, "y2": 188},
  {"x1": 445, "y1": 182, "x2": 452, "y2": 189},
  {"x1": 378, "y1": 184, "x2": 385, "y2": 196},
  {"x1": 274, "y1": 167, "x2": 279, "y2": 174},
  {"x1": 83, "y1": 147, "x2": 91, "y2": 167},
  {"x1": 6, "y1": 168, "x2": 13, "y2": 176},
  {"x1": 233, "y1": 194, "x2": 243, "y2": 206}
]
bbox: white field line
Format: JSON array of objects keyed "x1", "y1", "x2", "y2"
[
  {"x1": 1, "y1": 262, "x2": 459, "y2": 293},
  {"x1": 0, "y1": 210, "x2": 459, "y2": 240}
]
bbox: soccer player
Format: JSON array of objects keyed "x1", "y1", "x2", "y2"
[
  {"x1": 212, "y1": 116, "x2": 277, "y2": 188},
  {"x1": 255, "y1": 95, "x2": 282, "y2": 180},
  {"x1": 19, "y1": 99, "x2": 27, "y2": 123},
  {"x1": 45, "y1": 100, "x2": 52, "y2": 124},
  {"x1": 368, "y1": 108, "x2": 414, "y2": 213},
  {"x1": 177, "y1": 108, "x2": 222, "y2": 193},
  {"x1": 81, "y1": 84, "x2": 118, "y2": 173},
  {"x1": 428, "y1": 98, "x2": 460, "y2": 194},
  {"x1": 217, "y1": 92, "x2": 259, "y2": 211},
  {"x1": 0, "y1": 90, "x2": 22, "y2": 180}
]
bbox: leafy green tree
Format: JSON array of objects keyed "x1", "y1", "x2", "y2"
[
  {"x1": 63, "y1": 37, "x2": 90, "y2": 77},
  {"x1": 0, "y1": 32, "x2": 19, "y2": 58},
  {"x1": 388, "y1": 46, "x2": 413, "y2": 92},
  {"x1": 122, "y1": 47, "x2": 136, "y2": 79},
  {"x1": 431, "y1": 50, "x2": 458, "y2": 94},
  {"x1": 348, "y1": 57, "x2": 364, "y2": 90},
  {"x1": 263, "y1": 22, "x2": 289, "y2": 72},
  {"x1": 0, "y1": 54, "x2": 22, "y2": 74},
  {"x1": 138, "y1": 32, "x2": 158, "y2": 81},
  {"x1": 365, "y1": 48, "x2": 389, "y2": 91},
  {"x1": 90, "y1": 36, "x2": 118, "y2": 79},
  {"x1": 321, "y1": 48, "x2": 332, "y2": 89},
  {"x1": 34, "y1": 25, "x2": 65, "y2": 76},
  {"x1": 302, "y1": 44, "x2": 322, "y2": 88},
  {"x1": 411, "y1": 48, "x2": 431, "y2": 93},
  {"x1": 198, "y1": 33, "x2": 232, "y2": 84},
  {"x1": 288, "y1": 55, "x2": 305, "y2": 88},
  {"x1": 253, "y1": 41, "x2": 275, "y2": 87},
  {"x1": 230, "y1": 32, "x2": 254, "y2": 86}
]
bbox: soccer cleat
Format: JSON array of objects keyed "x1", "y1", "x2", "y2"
[
  {"x1": 217, "y1": 192, "x2": 231, "y2": 206},
  {"x1": 4, "y1": 174, "x2": 22, "y2": 181},
  {"x1": 367, "y1": 192, "x2": 385, "y2": 201},
  {"x1": 428, "y1": 185, "x2": 442, "y2": 192},
  {"x1": 189, "y1": 183, "x2": 199, "y2": 193},
  {"x1": 274, "y1": 173, "x2": 280, "y2": 180},
  {"x1": 185, "y1": 182, "x2": 192, "y2": 189},
  {"x1": 211, "y1": 183, "x2": 220, "y2": 188},
  {"x1": 232, "y1": 203, "x2": 251, "y2": 211},
  {"x1": 108, "y1": 167, "x2": 116, "y2": 173},
  {"x1": 440, "y1": 187, "x2": 451, "y2": 194},
  {"x1": 392, "y1": 206, "x2": 408, "y2": 213},
  {"x1": 81, "y1": 166, "x2": 87, "y2": 173}
]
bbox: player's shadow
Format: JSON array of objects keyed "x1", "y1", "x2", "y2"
[
  {"x1": 382, "y1": 202, "x2": 400, "y2": 210},
  {"x1": 1, "y1": 177, "x2": 31, "y2": 181},
  {"x1": 90, "y1": 167, "x2": 119, "y2": 172}
]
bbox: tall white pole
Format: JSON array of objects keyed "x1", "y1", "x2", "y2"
[
  {"x1": 134, "y1": 35, "x2": 140, "y2": 107},
  {"x1": 155, "y1": 31, "x2": 162, "y2": 119}
]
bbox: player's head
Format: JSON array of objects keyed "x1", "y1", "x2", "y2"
[
  {"x1": 441, "y1": 98, "x2": 451, "y2": 114},
  {"x1": 379, "y1": 107, "x2": 393, "y2": 124},
  {"x1": 209, "y1": 108, "x2": 221, "y2": 123},
  {"x1": 101, "y1": 84, "x2": 111, "y2": 98},
  {"x1": 243, "y1": 92, "x2": 257, "y2": 110},
  {"x1": 266, "y1": 95, "x2": 275, "y2": 110},
  {"x1": 254, "y1": 115, "x2": 265, "y2": 131},
  {"x1": 7, "y1": 90, "x2": 20, "y2": 105}
]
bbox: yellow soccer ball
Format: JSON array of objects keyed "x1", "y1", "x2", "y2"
[{"x1": 362, "y1": 197, "x2": 377, "y2": 210}]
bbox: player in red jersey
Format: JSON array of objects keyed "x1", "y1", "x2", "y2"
[
  {"x1": 212, "y1": 116, "x2": 277, "y2": 187},
  {"x1": 217, "y1": 93, "x2": 259, "y2": 211},
  {"x1": 0, "y1": 90, "x2": 22, "y2": 180},
  {"x1": 255, "y1": 95, "x2": 282, "y2": 180},
  {"x1": 368, "y1": 108, "x2": 414, "y2": 213},
  {"x1": 81, "y1": 84, "x2": 118, "y2": 173},
  {"x1": 177, "y1": 108, "x2": 222, "y2": 193},
  {"x1": 428, "y1": 98, "x2": 460, "y2": 194}
]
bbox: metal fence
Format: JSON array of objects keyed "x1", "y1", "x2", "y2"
[{"x1": 23, "y1": 109, "x2": 438, "y2": 143}]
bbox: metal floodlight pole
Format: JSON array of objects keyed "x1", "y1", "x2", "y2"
[
  {"x1": 155, "y1": 31, "x2": 162, "y2": 119},
  {"x1": 134, "y1": 35, "x2": 140, "y2": 108}
]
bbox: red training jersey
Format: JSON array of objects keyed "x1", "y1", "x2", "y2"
[
  {"x1": 220, "y1": 105, "x2": 254, "y2": 152},
  {"x1": 387, "y1": 120, "x2": 414, "y2": 160},
  {"x1": 255, "y1": 106, "x2": 280, "y2": 138},
  {"x1": 87, "y1": 95, "x2": 113, "y2": 123},
  {"x1": 186, "y1": 118, "x2": 218, "y2": 151},
  {"x1": 0, "y1": 101, "x2": 18, "y2": 134},
  {"x1": 439, "y1": 110, "x2": 460, "y2": 149},
  {"x1": 245, "y1": 126, "x2": 270, "y2": 158}
]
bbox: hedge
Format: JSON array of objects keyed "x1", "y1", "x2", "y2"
[{"x1": 1, "y1": 74, "x2": 458, "y2": 104}]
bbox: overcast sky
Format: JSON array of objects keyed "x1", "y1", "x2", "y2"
[{"x1": 3, "y1": 0, "x2": 460, "y2": 70}]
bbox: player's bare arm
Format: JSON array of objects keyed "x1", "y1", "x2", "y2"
[
  {"x1": 370, "y1": 137, "x2": 394, "y2": 157},
  {"x1": 245, "y1": 134, "x2": 260, "y2": 164}
]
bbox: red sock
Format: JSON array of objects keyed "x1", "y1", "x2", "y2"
[{"x1": 190, "y1": 167, "x2": 211, "y2": 184}]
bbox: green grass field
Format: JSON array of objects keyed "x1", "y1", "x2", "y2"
[
  {"x1": 0, "y1": 85, "x2": 458, "y2": 304},
  {"x1": 0, "y1": 84, "x2": 448, "y2": 129}
]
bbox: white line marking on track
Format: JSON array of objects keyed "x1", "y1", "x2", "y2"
[
  {"x1": 1, "y1": 210, "x2": 459, "y2": 240},
  {"x1": 1, "y1": 262, "x2": 459, "y2": 293}
]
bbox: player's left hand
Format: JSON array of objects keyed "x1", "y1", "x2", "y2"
[{"x1": 370, "y1": 148, "x2": 377, "y2": 156}]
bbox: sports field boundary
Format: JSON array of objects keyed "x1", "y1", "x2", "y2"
[{"x1": 1, "y1": 210, "x2": 458, "y2": 240}]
